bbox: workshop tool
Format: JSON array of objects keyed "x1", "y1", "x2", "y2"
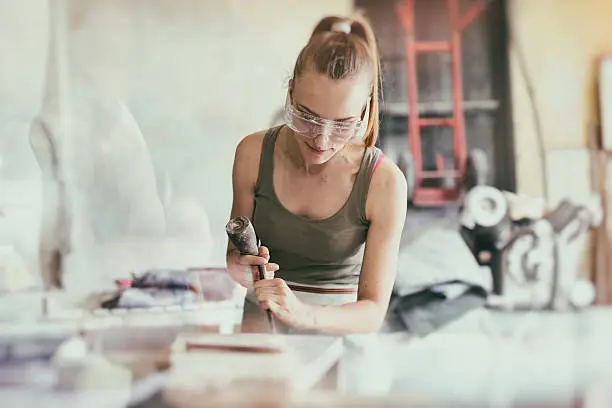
[
  {"x1": 225, "y1": 216, "x2": 275, "y2": 332},
  {"x1": 394, "y1": 0, "x2": 493, "y2": 206},
  {"x1": 459, "y1": 185, "x2": 602, "y2": 310},
  {"x1": 459, "y1": 186, "x2": 512, "y2": 295}
]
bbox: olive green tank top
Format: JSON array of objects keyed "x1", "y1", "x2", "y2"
[{"x1": 252, "y1": 125, "x2": 382, "y2": 286}]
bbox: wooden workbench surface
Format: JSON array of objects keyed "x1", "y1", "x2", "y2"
[
  {"x1": 0, "y1": 331, "x2": 345, "y2": 408},
  {"x1": 163, "y1": 333, "x2": 344, "y2": 407},
  {"x1": 168, "y1": 333, "x2": 343, "y2": 389}
]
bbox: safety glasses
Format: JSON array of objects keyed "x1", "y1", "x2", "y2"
[{"x1": 283, "y1": 93, "x2": 368, "y2": 143}]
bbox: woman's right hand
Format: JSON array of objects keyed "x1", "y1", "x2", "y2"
[{"x1": 226, "y1": 245, "x2": 278, "y2": 287}]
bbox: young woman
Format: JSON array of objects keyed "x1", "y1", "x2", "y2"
[{"x1": 227, "y1": 15, "x2": 407, "y2": 335}]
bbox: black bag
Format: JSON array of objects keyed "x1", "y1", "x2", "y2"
[{"x1": 388, "y1": 280, "x2": 487, "y2": 337}]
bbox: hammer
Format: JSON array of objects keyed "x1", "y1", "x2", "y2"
[{"x1": 226, "y1": 216, "x2": 275, "y2": 332}]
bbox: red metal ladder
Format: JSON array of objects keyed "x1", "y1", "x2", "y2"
[{"x1": 395, "y1": 0, "x2": 490, "y2": 206}]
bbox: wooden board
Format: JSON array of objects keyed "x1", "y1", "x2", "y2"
[
  {"x1": 600, "y1": 56, "x2": 612, "y2": 150},
  {"x1": 164, "y1": 333, "x2": 344, "y2": 402}
]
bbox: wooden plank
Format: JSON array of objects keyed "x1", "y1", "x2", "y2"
[
  {"x1": 600, "y1": 56, "x2": 612, "y2": 150},
  {"x1": 588, "y1": 124, "x2": 609, "y2": 305},
  {"x1": 602, "y1": 156, "x2": 612, "y2": 304},
  {"x1": 164, "y1": 334, "x2": 344, "y2": 404}
]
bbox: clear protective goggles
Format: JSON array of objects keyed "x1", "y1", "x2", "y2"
[{"x1": 283, "y1": 93, "x2": 368, "y2": 144}]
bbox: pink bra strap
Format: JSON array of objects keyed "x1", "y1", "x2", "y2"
[{"x1": 370, "y1": 153, "x2": 384, "y2": 180}]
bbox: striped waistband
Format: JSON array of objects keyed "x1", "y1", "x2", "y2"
[{"x1": 287, "y1": 283, "x2": 358, "y2": 295}]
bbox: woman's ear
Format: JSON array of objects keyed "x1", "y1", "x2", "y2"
[{"x1": 288, "y1": 78, "x2": 294, "y2": 91}]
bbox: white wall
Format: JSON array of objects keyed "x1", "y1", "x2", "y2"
[
  {"x1": 0, "y1": 0, "x2": 352, "y2": 290},
  {"x1": 508, "y1": 0, "x2": 612, "y2": 198},
  {"x1": 0, "y1": 0, "x2": 49, "y2": 288}
]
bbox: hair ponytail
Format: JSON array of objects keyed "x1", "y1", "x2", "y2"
[{"x1": 350, "y1": 15, "x2": 381, "y2": 147}]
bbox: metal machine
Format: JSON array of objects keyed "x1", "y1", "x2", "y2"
[{"x1": 460, "y1": 185, "x2": 602, "y2": 310}]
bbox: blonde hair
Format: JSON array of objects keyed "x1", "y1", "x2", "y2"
[{"x1": 292, "y1": 14, "x2": 382, "y2": 147}]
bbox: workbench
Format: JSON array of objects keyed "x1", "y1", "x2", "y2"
[
  {"x1": 0, "y1": 328, "x2": 345, "y2": 408},
  {"x1": 8, "y1": 292, "x2": 612, "y2": 407},
  {"x1": 384, "y1": 306, "x2": 612, "y2": 407}
]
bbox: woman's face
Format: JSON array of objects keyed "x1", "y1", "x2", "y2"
[{"x1": 289, "y1": 69, "x2": 371, "y2": 165}]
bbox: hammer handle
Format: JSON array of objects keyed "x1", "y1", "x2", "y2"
[
  {"x1": 226, "y1": 216, "x2": 276, "y2": 332},
  {"x1": 253, "y1": 263, "x2": 275, "y2": 331}
]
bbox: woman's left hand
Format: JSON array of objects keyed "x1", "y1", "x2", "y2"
[{"x1": 254, "y1": 278, "x2": 315, "y2": 330}]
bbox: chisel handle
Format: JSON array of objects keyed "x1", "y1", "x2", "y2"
[{"x1": 226, "y1": 216, "x2": 276, "y2": 332}]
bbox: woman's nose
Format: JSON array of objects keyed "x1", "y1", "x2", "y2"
[{"x1": 313, "y1": 133, "x2": 331, "y2": 149}]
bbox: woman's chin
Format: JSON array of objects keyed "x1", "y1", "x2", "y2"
[{"x1": 302, "y1": 144, "x2": 335, "y2": 164}]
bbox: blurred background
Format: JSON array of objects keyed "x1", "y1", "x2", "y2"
[
  {"x1": 2, "y1": 0, "x2": 612, "y2": 406},
  {"x1": 0, "y1": 0, "x2": 356, "y2": 290},
  {"x1": 0, "y1": 0, "x2": 610, "y2": 296}
]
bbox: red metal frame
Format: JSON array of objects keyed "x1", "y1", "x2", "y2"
[{"x1": 395, "y1": 0, "x2": 489, "y2": 206}]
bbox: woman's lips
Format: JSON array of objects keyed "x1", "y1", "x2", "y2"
[{"x1": 306, "y1": 143, "x2": 331, "y2": 155}]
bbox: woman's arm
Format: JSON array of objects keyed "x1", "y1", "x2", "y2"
[
  {"x1": 226, "y1": 132, "x2": 265, "y2": 285},
  {"x1": 309, "y1": 157, "x2": 407, "y2": 334}
]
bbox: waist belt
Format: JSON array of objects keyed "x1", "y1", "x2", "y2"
[{"x1": 287, "y1": 283, "x2": 358, "y2": 294}]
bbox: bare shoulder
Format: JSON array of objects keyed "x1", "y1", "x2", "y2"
[
  {"x1": 366, "y1": 155, "x2": 408, "y2": 220},
  {"x1": 234, "y1": 130, "x2": 266, "y2": 164},
  {"x1": 232, "y1": 130, "x2": 267, "y2": 189},
  {"x1": 370, "y1": 155, "x2": 408, "y2": 196}
]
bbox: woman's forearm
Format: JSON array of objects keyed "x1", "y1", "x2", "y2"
[{"x1": 309, "y1": 300, "x2": 386, "y2": 335}]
